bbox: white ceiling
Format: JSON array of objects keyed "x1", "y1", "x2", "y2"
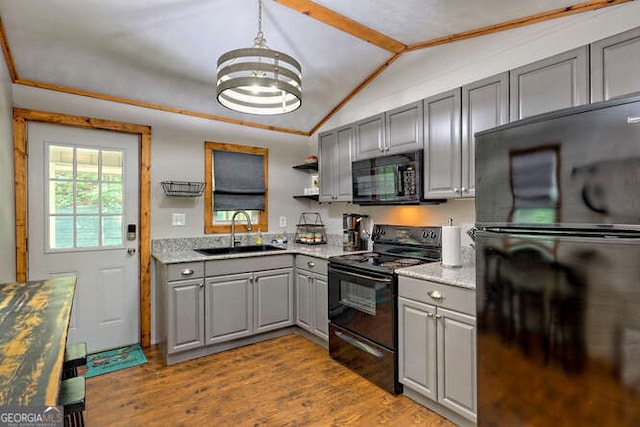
[{"x1": 0, "y1": 0, "x2": 616, "y2": 134}]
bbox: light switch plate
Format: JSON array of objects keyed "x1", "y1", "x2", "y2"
[
  {"x1": 172, "y1": 213, "x2": 186, "y2": 226},
  {"x1": 279, "y1": 216, "x2": 287, "y2": 227}
]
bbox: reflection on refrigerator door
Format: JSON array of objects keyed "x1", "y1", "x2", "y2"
[{"x1": 476, "y1": 231, "x2": 640, "y2": 426}]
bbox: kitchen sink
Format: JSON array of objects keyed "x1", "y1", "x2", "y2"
[{"x1": 194, "y1": 244, "x2": 286, "y2": 256}]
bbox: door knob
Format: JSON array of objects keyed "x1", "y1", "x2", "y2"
[{"x1": 127, "y1": 248, "x2": 136, "y2": 255}]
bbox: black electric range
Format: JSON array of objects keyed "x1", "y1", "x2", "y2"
[
  {"x1": 327, "y1": 224, "x2": 442, "y2": 394},
  {"x1": 330, "y1": 224, "x2": 442, "y2": 274}
]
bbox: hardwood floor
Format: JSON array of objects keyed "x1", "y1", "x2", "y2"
[{"x1": 85, "y1": 333, "x2": 454, "y2": 426}]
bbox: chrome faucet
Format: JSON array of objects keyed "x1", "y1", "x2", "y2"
[{"x1": 231, "y1": 210, "x2": 252, "y2": 247}]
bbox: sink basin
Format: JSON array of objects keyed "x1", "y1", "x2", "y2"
[{"x1": 194, "y1": 245, "x2": 286, "y2": 256}]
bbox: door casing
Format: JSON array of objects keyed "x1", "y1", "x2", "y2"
[{"x1": 13, "y1": 108, "x2": 152, "y2": 348}]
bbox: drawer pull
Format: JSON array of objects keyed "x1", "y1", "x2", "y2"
[
  {"x1": 307, "y1": 261, "x2": 315, "y2": 268},
  {"x1": 181, "y1": 269, "x2": 194, "y2": 276},
  {"x1": 428, "y1": 290, "x2": 445, "y2": 300}
]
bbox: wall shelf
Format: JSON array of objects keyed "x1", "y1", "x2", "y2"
[
  {"x1": 161, "y1": 181, "x2": 205, "y2": 197},
  {"x1": 292, "y1": 163, "x2": 318, "y2": 172}
]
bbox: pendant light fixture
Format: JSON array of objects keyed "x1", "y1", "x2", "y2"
[{"x1": 216, "y1": 0, "x2": 302, "y2": 115}]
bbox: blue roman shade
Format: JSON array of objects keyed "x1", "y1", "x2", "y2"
[{"x1": 213, "y1": 150, "x2": 265, "y2": 211}]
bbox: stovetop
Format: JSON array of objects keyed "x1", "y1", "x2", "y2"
[{"x1": 330, "y1": 225, "x2": 442, "y2": 274}]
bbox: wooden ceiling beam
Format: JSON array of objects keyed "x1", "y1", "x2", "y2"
[
  {"x1": 272, "y1": 0, "x2": 406, "y2": 53},
  {"x1": 406, "y1": 0, "x2": 633, "y2": 52},
  {"x1": 0, "y1": 18, "x2": 18, "y2": 82}
]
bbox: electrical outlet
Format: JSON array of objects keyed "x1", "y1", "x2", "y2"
[
  {"x1": 279, "y1": 216, "x2": 287, "y2": 227},
  {"x1": 172, "y1": 213, "x2": 186, "y2": 226}
]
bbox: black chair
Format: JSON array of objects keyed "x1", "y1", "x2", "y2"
[
  {"x1": 62, "y1": 342, "x2": 87, "y2": 380},
  {"x1": 59, "y1": 376, "x2": 85, "y2": 427}
]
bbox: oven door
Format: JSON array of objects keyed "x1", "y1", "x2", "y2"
[{"x1": 328, "y1": 263, "x2": 396, "y2": 349}]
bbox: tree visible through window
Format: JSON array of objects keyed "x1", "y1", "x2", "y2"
[
  {"x1": 204, "y1": 141, "x2": 268, "y2": 234},
  {"x1": 47, "y1": 144, "x2": 124, "y2": 250}
]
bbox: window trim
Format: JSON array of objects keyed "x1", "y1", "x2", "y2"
[{"x1": 204, "y1": 141, "x2": 268, "y2": 234}]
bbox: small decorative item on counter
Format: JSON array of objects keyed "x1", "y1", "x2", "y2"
[
  {"x1": 294, "y1": 212, "x2": 326, "y2": 245},
  {"x1": 255, "y1": 229, "x2": 263, "y2": 245}
]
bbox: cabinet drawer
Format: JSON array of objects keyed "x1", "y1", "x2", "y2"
[
  {"x1": 296, "y1": 255, "x2": 327, "y2": 273},
  {"x1": 167, "y1": 262, "x2": 204, "y2": 281},
  {"x1": 399, "y1": 276, "x2": 475, "y2": 316},
  {"x1": 206, "y1": 254, "x2": 294, "y2": 276}
]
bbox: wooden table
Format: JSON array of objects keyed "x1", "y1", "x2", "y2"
[{"x1": 0, "y1": 276, "x2": 76, "y2": 406}]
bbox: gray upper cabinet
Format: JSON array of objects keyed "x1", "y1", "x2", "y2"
[
  {"x1": 354, "y1": 113, "x2": 385, "y2": 160},
  {"x1": 318, "y1": 125, "x2": 353, "y2": 202},
  {"x1": 591, "y1": 26, "x2": 640, "y2": 102},
  {"x1": 423, "y1": 88, "x2": 462, "y2": 199},
  {"x1": 510, "y1": 46, "x2": 589, "y2": 121},
  {"x1": 461, "y1": 73, "x2": 509, "y2": 198},
  {"x1": 385, "y1": 102, "x2": 424, "y2": 155}
]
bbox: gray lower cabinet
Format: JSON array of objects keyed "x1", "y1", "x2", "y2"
[
  {"x1": 253, "y1": 268, "x2": 295, "y2": 333},
  {"x1": 319, "y1": 125, "x2": 353, "y2": 202},
  {"x1": 206, "y1": 268, "x2": 294, "y2": 344},
  {"x1": 510, "y1": 46, "x2": 588, "y2": 121},
  {"x1": 591, "y1": 26, "x2": 640, "y2": 102},
  {"x1": 205, "y1": 273, "x2": 252, "y2": 344},
  {"x1": 158, "y1": 255, "x2": 294, "y2": 364},
  {"x1": 295, "y1": 255, "x2": 328, "y2": 341},
  {"x1": 167, "y1": 277, "x2": 205, "y2": 353},
  {"x1": 398, "y1": 276, "x2": 477, "y2": 425}
]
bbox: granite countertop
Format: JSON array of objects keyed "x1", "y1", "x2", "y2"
[
  {"x1": 152, "y1": 243, "x2": 365, "y2": 264},
  {"x1": 396, "y1": 247, "x2": 476, "y2": 289}
]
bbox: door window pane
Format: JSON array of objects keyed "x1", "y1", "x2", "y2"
[
  {"x1": 50, "y1": 216, "x2": 74, "y2": 249},
  {"x1": 46, "y1": 144, "x2": 125, "y2": 251},
  {"x1": 102, "y1": 150, "x2": 123, "y2": 182},
  {"x1": 102, "y1": 216, "x2": 123, "y2": 246},
  {"x1": 49, "y1": 146, "x2": 74, "y2": 179},
  {"x1": 77, "y1": 216, "x2": 99, "y2": 247},
  {"x1": 76, "y1": 181, "x2": 100, "y2": 214},
  {"x1": 77, "y1": 148, "x2": 99, "y2": 181},
  {"x1": 102, "y1": 183, "x2": 123, "y2": 214},
  {"x1": 50, "y1": 181, "x2": 74, "y2": 214}
]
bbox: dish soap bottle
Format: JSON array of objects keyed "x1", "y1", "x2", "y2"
[{"x1": 255, "y1": 229, "x2": 263, "y2": 245}]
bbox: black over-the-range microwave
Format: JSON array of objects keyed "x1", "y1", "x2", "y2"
[{"x1": 351, "y1": 150, "x2": 423, "y2": 205}]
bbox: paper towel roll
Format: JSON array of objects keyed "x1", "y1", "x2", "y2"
[{"x1": 442, "y1": 225, "x2": 461, "y2": 267}]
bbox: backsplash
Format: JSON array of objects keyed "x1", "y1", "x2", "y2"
[{"x1": 152, "y1": 233, "x2": 343, "y2": 252}]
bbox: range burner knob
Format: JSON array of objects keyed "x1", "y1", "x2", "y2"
[{"x1": 430, "y1": 231, "x2": 437, "y2": 239}]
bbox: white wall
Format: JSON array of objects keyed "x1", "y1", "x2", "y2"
[
  {"x1": 11, "y1": 86, "x2": 314, "y2": 240},
  {"x1": 306, "y1": 3, "x2": 640, "y2": 244},
  {"x1": 0, "y1": 47, "x2": 15, "y2": 282}
]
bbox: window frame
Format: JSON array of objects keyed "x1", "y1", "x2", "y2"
[{"x1": 204, "y1": 141, "x2": 268, "y2": 234}]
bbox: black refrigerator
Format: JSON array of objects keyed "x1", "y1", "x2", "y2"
[{"x1": 475, "y1": 95, "x2": 640, "y2": 426}]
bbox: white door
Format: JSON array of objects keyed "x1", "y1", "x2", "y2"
[{"x1": 28, "y1": 122, "x2": 139, "y2": 352}]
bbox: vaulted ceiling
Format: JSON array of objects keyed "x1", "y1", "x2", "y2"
[{"x1": 0, "y1": 0, "x2": 632, "y2": 135}]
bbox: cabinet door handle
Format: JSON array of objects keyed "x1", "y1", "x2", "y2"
[
  {"x1": 453, "y1": 187, "x2": 459, "y2": 193},
  {"x1": 435, "y1": 314, "x2": 443, "y2": 320},
  {"x1": 428, "y1": 290, "x2": 445, "y2": 300},
  {"x1": 307, "y1": 261, "x2": 315, "y2": 268},
  {"x1": 628, "y1": 116, "x2": 640, "y2": 124},
  {"x1": 181, "y1": 269, "x2": 194, "y2": 276},
  {"x1": 461, "y1": 187, "x2": 467, "y2": 193},
  {"x1": 199, "y1": 282, "x2": 204, "y2": 288},
  {"x1": 427, "y1": 312, "x2": 434, "y2": 318}
]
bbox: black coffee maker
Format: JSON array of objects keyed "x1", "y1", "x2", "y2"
[{"x1": 342, "y1": 213, "x2": 368, "y2": 251}]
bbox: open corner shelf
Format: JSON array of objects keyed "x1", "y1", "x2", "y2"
[{"x1": 292, "y1": 163, "x2": 318, "y2": 172}]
